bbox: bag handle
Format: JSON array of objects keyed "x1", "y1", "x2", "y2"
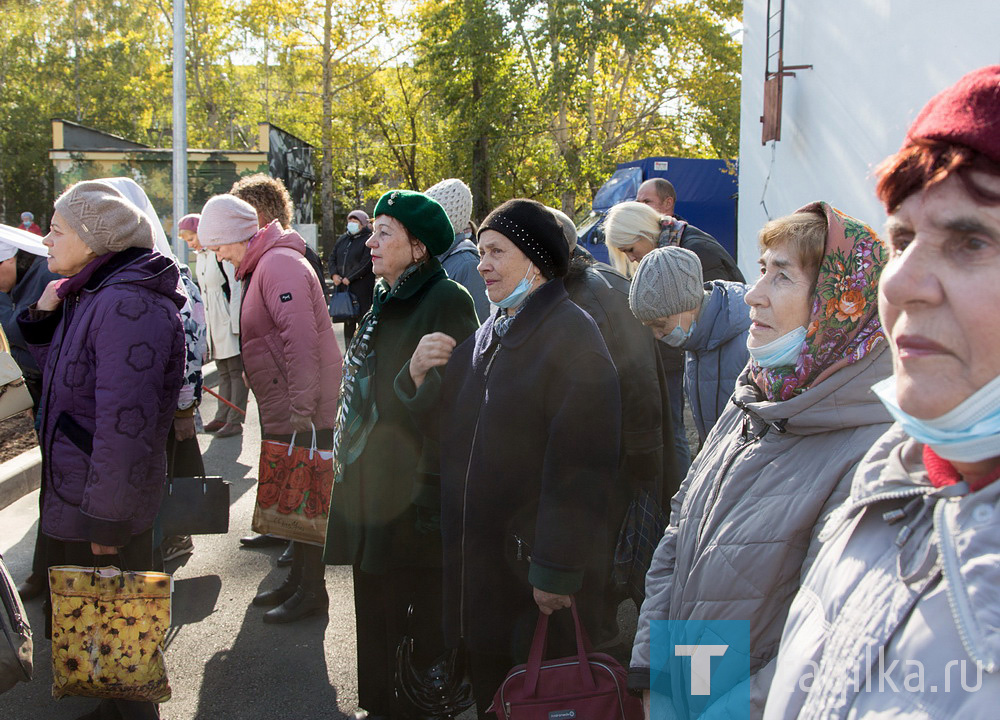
[
  {"x1": 523, "y1": 597, "x2": 597, "y2": 697},
  {"x1": 287, "y1": 423, "x2": 318, "y2": 459}
]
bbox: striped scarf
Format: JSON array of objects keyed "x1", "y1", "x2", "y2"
[{"x1": 331, "y1": 264, "x2": 422, "y2": 483}]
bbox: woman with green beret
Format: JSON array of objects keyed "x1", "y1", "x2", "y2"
[{"x1": 324, "y1": 189, "x2": 480, "y2": 719}]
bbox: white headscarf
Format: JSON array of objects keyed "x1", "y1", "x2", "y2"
[
  {"x1": 0, "y1": 224, "x2": 48, "y2": 262},
  {"x1": 99, "y1": 177, "x2": 175, "y2": 261}
]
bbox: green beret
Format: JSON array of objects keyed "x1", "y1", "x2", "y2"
[{"x1": 373, "y1": 189, "x2": 454, "y2": 257}]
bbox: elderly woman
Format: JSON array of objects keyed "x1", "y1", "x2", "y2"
[
  {"x1": 427, "y1": 199, "x2": 622, "y2": 717},
  {"x1": 606, "y1": 201, "x2": 744, "y2": 479},
  {"x1": 17, "y1": 180, "x2": 185, "y2": 720},
  {"x1": 764, "y1": 66, "x2": 1000, "y2": 718},
  {"x1": 179, "y1": 213, "x2": 246, "y2": 438},
  {"x1": 629, "y1": 201, "x2": 893, "y2": 719},
  {"x1": 199, "y1": 194, "x2": 342, "y2": 624},
  {"x1": 628, "y1": 246, "x2": 751, "y2": 443},
  {"x1": 327, "y1": 209, "x2": 376, "y2": 342},
  {"x1": 323, "y1": 190, "x2": 479, "y2": 719}
]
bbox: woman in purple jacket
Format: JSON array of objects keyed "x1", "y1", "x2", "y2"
[{"x1": 18, "y1": 180, "x2": 185, "y2": 720}]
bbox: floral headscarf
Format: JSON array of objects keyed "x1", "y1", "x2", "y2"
[{"x1": 751, "y1": 202, "x2": 888, "y2": 402}]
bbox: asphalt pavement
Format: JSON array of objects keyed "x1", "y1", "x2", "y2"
[{"x1": 0, "y1": 386, "x2": 372, "y2": 719}]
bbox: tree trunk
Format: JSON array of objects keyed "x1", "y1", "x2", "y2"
[
  {"x1": 319, "y1": 0, "x2": 336, "y2": 261},
  {"x1": 470, "y1": 76, "x2": 491, "y2": 224}
]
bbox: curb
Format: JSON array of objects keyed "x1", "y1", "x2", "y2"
[
  {"x1": 0, "y1": 361, "x2": 219, "y2": 513},
  {"x1": 0, "y1": 446, "x2": 41, "y2": 512}
]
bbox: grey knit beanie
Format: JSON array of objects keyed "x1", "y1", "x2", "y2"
[
  {"x1": 629, "y1": 246, "x2": 704, "y2": 322},
  {"x1": 54, "y1": 180, "x2": 154, "y2": 256}
]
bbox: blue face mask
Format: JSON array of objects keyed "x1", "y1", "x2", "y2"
[
  {"x1": 660, "y1": 320, "x2": 696, "y2": 348},
  {"x1": 873, "y1": 375, "x2": 1000, "y2": 463},
  {"x1": 494, "y1": 265, "x2": 535, "y2": 310},
  {"x1": 748, "y1": 326, "x2": 807, "y2": 368}
]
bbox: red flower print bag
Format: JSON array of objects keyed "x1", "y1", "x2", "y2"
[{"x1": 252, "y1": 426, "x2": 334, "y2": 546}]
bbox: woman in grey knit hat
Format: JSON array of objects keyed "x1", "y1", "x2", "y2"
[{"x1": 629, "y1": 246, "x2": 751, "y2": 442}]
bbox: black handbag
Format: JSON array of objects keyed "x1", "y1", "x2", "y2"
[
  {"x1": 328, "y1": 286, "x2": 361, "y2": 322},
  {"x1": 159, "y1": 474, "x2": 231, "y2": 536}
]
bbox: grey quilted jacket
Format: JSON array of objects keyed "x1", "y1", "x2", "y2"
[
  {"x1": 630, "y1": 343, "x2": 892, "y2": 718},
  {"x1": 764, "y1": 426, "x2": 1000, "y2": 719}
]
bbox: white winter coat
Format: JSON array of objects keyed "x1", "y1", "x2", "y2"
[{"x1": 195, "y1": 251, "x2": 241, "y2": 360}]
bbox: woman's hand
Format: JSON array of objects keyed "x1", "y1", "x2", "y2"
[
  {"x1": 533, "y1": 587, "x2": 572, "y2": 615},
  {"x1": 37, "y1": 279, "x2": 67, "y2": 312},
  {"x1": 173, "y1": 415, "x2": 196, "y2": 441},
  {"x1": 331, "y1": 274, "x2": 342, "y2": 285},
  {"x1": 90, "y1": 542, "x2": 119, "y2": 557},
  {"x1": 290, "y1": 411, "x2": 313, "y2": 432},
  {"x1": 642, "y1": 690, "x2": 651, "y2": 720},
  {"x1": 409, "y1": 333, "x2": 457, "y2": 389}
]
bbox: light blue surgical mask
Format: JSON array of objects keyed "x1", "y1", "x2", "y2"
[
  {"x1": 494, "y1": 265, "x2": 536, "y2": 310},
  {"x1": 347, "y1": 221, "x2": 361, "y2": 235},
  {"x1": 873, "y1": 374, "x2": 1000, "y2": 463},
  {"x1": 748, "y1": 326, "x2": 807, "y2": 368},
  {"x1": 660, "y1": 320, "x2": 697, "y2": 348}
]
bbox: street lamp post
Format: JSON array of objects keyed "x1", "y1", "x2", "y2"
[{"x1": 172, "y1": 0, "x2": 187, "y2": 261}]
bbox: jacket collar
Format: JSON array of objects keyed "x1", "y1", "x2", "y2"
[
  {"x1": 477, "y1": 279, "x2": 567, "y2": 352},
  {"x1": 237, "y1": 221, "x2": 305, "y2": 279},
  {"x1": 378, "y1": 257, "x2": 446, "y2": 304}
]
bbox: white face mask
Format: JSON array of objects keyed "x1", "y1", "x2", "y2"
[
  {"x1": 748, "y1": 326, "x2": 807, "y2": 368},
  {"x1": 347, "y1": 221, "x2": 361, "y2": 235},
  {"x1": 873, "y1": 374, "x2": 1000, "y2": 463}
]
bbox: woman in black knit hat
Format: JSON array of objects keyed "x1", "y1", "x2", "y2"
[{"x1": 410, "y1": 198, "x2": 622, "y2": 717}]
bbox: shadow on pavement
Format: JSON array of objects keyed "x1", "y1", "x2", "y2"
[{"x1": 191, "y1": 567, "x2": 349, "y2": 720}]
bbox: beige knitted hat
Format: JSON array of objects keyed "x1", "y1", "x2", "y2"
[
  {"x1": 424, "y1": 178, "x2": 473, "y2": 235},
  {"x1": 54, "y1": 180, "x2": 154, "y2": 256}
]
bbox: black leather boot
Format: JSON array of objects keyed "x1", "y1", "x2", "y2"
[
  {"x1": 263, "y1": 544, "x2": 328, "y2": 623},
  {"x1": 252, "y1": 542, "x2": 303, "y2": 607}
]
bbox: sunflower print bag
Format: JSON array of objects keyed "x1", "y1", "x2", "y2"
[{"x1": 49, "y1": 565, "x2": 172, "y2": 702}]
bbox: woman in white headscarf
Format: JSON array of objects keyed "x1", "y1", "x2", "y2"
[{"x1": 100, "y1": 177, "x2": 208, "y2": 565}]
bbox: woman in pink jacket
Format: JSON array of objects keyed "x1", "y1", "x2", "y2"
[{"x1": 198, "y1": 194, "x2": 342, "y2": 624}]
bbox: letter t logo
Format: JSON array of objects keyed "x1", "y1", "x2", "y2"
[{"x1": 674, "y1": 644, "x2": 729, "y2": 695}]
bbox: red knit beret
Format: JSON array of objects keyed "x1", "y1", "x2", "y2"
[{"x1": 905, "y1": 65, "x2": 1000, "y2": 165}]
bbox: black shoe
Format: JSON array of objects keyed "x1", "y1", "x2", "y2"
[
  {"x1": 17, "y1": 572, "x2": 46, "y2": 602},
  {"x1": 276, "y1": 541, "x2": 294, "y2": 567},
  {"x1": 239, "y1": 533, "x2": 284, "y2": 549},
  {"x1": 262, "y1": 587, "x2": 329, "y2": 624},
  {"x1": 252, "y1": 574, "x2": 301, "y2": 607}
]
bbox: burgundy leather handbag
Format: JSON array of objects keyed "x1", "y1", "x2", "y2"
[{"x1": 489, "y1": 599, "x2": 642, "y2": 719}]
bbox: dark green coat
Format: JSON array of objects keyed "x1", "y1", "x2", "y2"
[{"x1": 323, "y1": 259, "x2": 479, "y2": 573}]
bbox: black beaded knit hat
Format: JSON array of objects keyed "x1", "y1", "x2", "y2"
[{"x1": 478, "y1": 199, "x2": 570, "y2": 279}]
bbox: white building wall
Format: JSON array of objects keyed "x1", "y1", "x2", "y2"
[{"x1": 737, "y1": 0, "x2": 1000, "y2": 277}]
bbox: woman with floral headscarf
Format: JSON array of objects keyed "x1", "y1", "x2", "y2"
[{"x1": 628, "y1": 202, "x2": 893, "y2": 720}]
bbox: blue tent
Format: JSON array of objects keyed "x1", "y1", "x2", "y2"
[{"x1": 577, "y1": 156, "x2": 738, "y2": 265}]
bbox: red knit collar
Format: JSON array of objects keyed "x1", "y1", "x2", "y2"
[{"x1": 923, "y1": 445, "x2": 1000, "y2": 492}]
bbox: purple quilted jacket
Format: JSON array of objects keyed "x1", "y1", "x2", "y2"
[{"x1": 18, "y1": 248, "x2": 186, "y2": 546}]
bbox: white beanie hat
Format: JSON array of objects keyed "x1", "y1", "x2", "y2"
[
  {"x1": 198, "y1": 194, "x2": 261, "y2": 247},
  {"x1": 424, "y1": 178, "x2": 473, "y2": 235},
  {"x1": 629, "y1": 246, "x2": 704, "y2": 322}
]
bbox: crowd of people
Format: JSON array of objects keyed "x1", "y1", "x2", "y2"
[{"x1": 1, "y1": 64, "x2": 999, "y2": 719}]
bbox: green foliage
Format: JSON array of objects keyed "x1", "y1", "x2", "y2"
[{"x1": 0, "y1": 0, "x2": 741, "y2": 231}]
